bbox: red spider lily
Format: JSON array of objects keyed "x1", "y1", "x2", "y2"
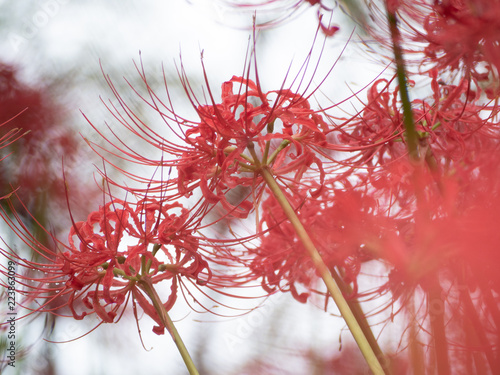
[
  {"x1": 335, "y1": 77, "x2": 407, "y2": 166},
  {"x1": 84, "y1": 40, "x2": 344, "y2": 219},
  {"x1": 338, "y1": 70, "x2": 498, "y2": 168},
  {"x1": 412, "y1": 71, "x2": 498, "y2": 157},
  {"x1": 0, "y1": 64, "x2": 56, "y2": 138},
  {"x1": 0, "y1": 62, "x2": 77, "y2": 164},
  {"x1": 367, "y1": 0, "x2": 500, "y2": 86},
  {"x1": 369, "y1": 153, "x2": 500, "y2": 289},
  {"x1": 415, "y1": 0, "x2": 500, "y2": 83},
  {"x1": 320, "y1": 62, "x2": 500, "y2": 372},
  {"x1": 179, "y1": 73, "x2": 331, "y2": 197},
  {"x1": 342, "y1": 143, "x2": 500, "y2": 373},
  {"x1": 0, "y1": 195, "x2": 233, "y2": 335},
  {"x1": 249, "y1": 181, "x2": 378, "y2": 304},
  {"x1": 337, "y1": 72, "x2": 500, "y2": 293}
]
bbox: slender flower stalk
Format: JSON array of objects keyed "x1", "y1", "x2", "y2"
[
  {"x1": 329, "y1": 267, "x2": 390, "y2": 373},
  {"x1": 385, "y1": 2, "x2": 419, "y2": 162},
  {"x1": 407, "y1": 297, "x2": 425, "y2": 375},
  {"x1": 138, "y1": 276, "x2": 199, "y2": 375},
  {"x1": 386, "y1": 4, "x2": 449, "y2": 373},
  {"x1": 258, "y1": 165, "x2": 386, "y2": 375},
  {"x1": 425, "y1": 277, "x2": 450, "y2": 375}
]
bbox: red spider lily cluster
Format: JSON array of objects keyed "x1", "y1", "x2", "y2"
[
  {"x1": 406, "y1": 0, "x2": 500, "y2": 78},
  {"x1": 0, "y1": 195, "x2": 240, "y2": 335},
  {"x1": 2, "y1": 0, "x2": 500, "y2": 374}
]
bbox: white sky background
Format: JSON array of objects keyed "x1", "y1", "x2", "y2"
[{"x1": 1, "y1": 1, "x2": 399, "y2": 374}]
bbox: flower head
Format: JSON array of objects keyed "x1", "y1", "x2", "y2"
[
  {"x1": 418, "y1": 0, "x2": 500, "y2": 81},
  {"x1": 1, "y1": 195, "x2": 220, "y2": 335},
  {"x1": 367, "y1": 0, "x2": 500, "y2": 86},
  {"x1": 87, "y1": 45, "x2": 340, "y2": 218},
  {"x1": 339, "y1": 70, "x2": 497, "y2": 168}
]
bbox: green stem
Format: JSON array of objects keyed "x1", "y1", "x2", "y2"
[
  {"x1": 139, "y1": 277, "x2": 199, "y2": 375},
  {"x1": 386, "y1": 5, "x2": 419, "y2": 161},
  {"x1": 480, "y1": 284, "x2": 500, "y2": 338},
  {"x1": 262, "y1": 121, "x2": 275, "y2": 164},
  {"x1": 260, "y1": 166, "x2": 385, "y2": 375},
  {"x1": 266, "y1": 140, "x2": 290, "y2": 165},
  {"x1": 331, "y1": 268, "x2": 392, "y2": 374},
  {"x1": 143, "y1": 243, "x2": 161, "y2": 275}
]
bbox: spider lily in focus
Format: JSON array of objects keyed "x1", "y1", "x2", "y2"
[
  {"x1": 0, "y1": 195, "x2": 239, "y2": 336},
  {"x1": 83, "y1": 31, "x2": 354, "y2": 219}
]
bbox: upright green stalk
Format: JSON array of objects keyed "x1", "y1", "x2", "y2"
[
  {"x1": 259, "y1": 166, "x2": 385, "y2": 375},
  {"x1": 386, "y1": 5, "x2": 419, "y2": 162},
  {"x1": 139, "y1": 277, "x2": 200, "y2": 375},
  {"x1": 386, "y1": 5, "x2": 451, "y2": 374}
]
